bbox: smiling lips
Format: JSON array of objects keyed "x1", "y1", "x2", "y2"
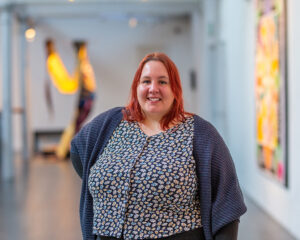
[{"x1": 147, "y1": 97, "x2": 161, "y2": 102}]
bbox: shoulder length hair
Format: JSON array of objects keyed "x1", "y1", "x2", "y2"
[{"x1": 123, "y1": 52, "x2": 191, "y2": 130}]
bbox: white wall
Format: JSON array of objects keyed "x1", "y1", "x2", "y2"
[
  {"x1": 191, "y1": 9, "x2": 209, "y2": 120},
  {"x1": 219, "y1": 0, "x2": 300, "y2": 238},
  {"x1": 28, "y1": 16, "x2": 193, "y2": 131}
]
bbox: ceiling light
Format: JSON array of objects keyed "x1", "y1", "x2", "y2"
[{"x1": 129, "y1": 17, "x2": 138, "y2": 28}]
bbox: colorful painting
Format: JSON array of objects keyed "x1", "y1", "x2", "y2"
[{"x1": 255, "y1": 0, "x2": 288, "y2": 186}]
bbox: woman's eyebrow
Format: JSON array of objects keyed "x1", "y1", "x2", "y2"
[
  {"x1": 141, "y1": 75, "x2": 168, "y2": 79},
  {"x1": 158, "y1": 76, "x2": 168, "y2": 79}
]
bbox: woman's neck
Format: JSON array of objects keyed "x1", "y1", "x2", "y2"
[{"x1": 139, "y1": 118, "x2": 162, "y2": 136}]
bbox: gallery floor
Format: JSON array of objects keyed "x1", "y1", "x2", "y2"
[{"x1": 0, "y1": 155, "x2": 297, "y2": 240}]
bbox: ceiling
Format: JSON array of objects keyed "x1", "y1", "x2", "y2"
[{"x1": 1, "y1": 0, "x2": 201, "y2": 24}]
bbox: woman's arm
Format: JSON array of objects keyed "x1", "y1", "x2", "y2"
[{"x1": 214, "y1": 220, "x2": 239, "y2": 240}]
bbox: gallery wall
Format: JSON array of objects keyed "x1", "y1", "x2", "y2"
[{"x1": 218, "y1": 0, "x2": 300, "y2": 238}]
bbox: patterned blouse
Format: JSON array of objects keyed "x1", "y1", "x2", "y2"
[{"x1": 88, "y1": 117, "x2": 202, "y2": 240}]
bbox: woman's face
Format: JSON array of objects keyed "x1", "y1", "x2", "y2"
[{"x1": 137, "y1": 60, "x2": 175, "y2": 121}]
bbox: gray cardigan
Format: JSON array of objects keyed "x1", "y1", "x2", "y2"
[{"x1": 70, "y1": 107, "x2": 247, "y2": 240}]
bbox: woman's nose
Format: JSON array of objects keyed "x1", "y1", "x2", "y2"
[{"x1": 149, "y1": 81, "x2": 159, "y2": 92}]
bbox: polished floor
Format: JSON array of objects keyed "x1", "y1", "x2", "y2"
[{"x1": 0, "y1": 155, "x2": 297, "y2": 240}]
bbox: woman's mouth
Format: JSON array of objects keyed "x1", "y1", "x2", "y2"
[{"x1": 147, "y1": 97, "x2": 161, "y2": 102}]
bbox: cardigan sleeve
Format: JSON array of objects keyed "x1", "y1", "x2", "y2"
[
  {"x1": 70, "y1": 119, "x2": 93, "y2": 179},
  {"x1": 210, "y1": 127, "x2": 247, "y2": 235},
  {"x1": 70, "y1": 127, "x2": 87, "y2": 179},
  {"x1": 70, "y1": 144, "x2": 83, "y2": 178}
]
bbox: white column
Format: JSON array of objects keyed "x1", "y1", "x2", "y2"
[
  {"x1": 1, "y1": 4, "x2": 14, "y2": 180},
  {"x1": 19, "y1": 20, "x2": 30, "y2": 161}
]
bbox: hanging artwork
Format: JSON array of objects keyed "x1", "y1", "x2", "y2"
[
  {"x1": 45, "y1": 39, "x2": 97, "y2": 159},
  {"x1": 255, "y1": 0, "x2": 288, "y2": 186}
]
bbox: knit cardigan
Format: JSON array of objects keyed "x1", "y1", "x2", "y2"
[{"x1": 70, "y1": 107, "x2": 247, "y2": 240}]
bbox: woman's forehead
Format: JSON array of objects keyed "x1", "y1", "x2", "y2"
[{"x1": 141, "y1": 61, "x2": 168, "y2": 76}]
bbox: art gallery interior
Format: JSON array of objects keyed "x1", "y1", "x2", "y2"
[{"x1": 1, "y1": 0, "x2": 300, "y2": 239}]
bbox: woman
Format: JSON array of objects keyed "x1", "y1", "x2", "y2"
[{"x1": 70, "y1": 52, "x2": 247, "y2": 240}]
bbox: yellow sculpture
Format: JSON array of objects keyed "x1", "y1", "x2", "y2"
[{"x1": 45, "y1": 39, "x2": 96, "y2": 159}]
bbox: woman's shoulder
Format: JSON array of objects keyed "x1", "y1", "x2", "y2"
[
  {"x1": 85, "y1": 107, "x2": 123, "y2": 127},
  {"x1": 193, "y1": 114, "x2": 218, "y2": 135},
  {"x1": 93, "y1": 107, "x2": 124, "y2": 120},
  {"x1": 75, "y1": 107, "x2": 124, "y2": 139},
  {"x1": 192, "y1": 114, "x2": 228, "y2": 149}
]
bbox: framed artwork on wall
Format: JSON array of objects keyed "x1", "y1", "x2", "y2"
[{"x1": 255, "y1": 0, "x2": 288, "y2": 187}]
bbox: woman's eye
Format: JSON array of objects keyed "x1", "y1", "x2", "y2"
[
  {"x1": 142, "y1": 80, "x2": 151, "y2": 84},
  {"x1": 159, "y1": 81, "x2": 167, "y2": 85}
]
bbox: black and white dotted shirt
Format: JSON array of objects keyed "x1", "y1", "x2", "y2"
[{"x1": 88, "y1": 117, "x2": 202, "y2": 240}]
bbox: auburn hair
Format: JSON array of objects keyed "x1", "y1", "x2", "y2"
[{"x1": 123, "y1": 52, "x2": 192, "y2": 130}]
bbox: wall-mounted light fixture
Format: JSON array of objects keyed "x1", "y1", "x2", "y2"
[
  {"x1": 25, "y1": 27, "x2": 36, "y2": 42},
  {"x1": 25, "y1": 18, "x2": 36, "y2": 42}
]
